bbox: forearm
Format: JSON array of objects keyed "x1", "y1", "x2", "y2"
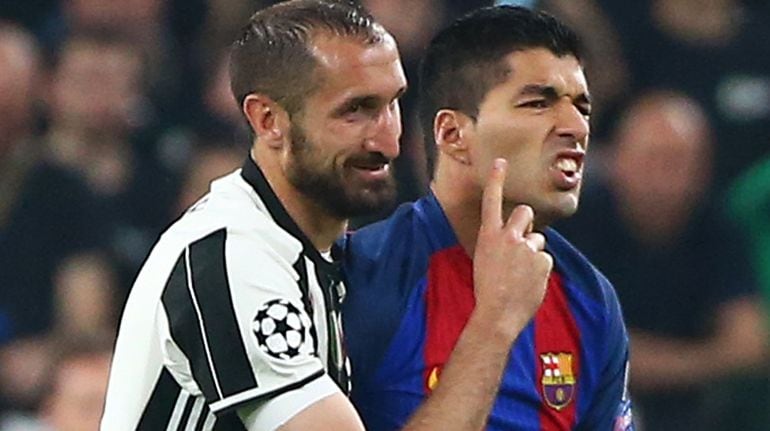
[{"x1": 402, "y1": 311, "x2": 525, "y2": 431}]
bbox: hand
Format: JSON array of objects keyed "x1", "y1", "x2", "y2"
[{"x1": 471, "y1": 158, "x2": 552, "y2": 341}]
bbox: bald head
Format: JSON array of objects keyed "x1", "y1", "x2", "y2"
[
  {"x1": 612, "y1": 91, "x2": 713, "y2": 208},
  {"x1": 616, "y1": 92, "x2": 711, "y2": 160}
]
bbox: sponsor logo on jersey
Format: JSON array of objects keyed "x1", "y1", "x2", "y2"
[{"x1": 540, "y1": 352, "x2": 576, "y2": 410}]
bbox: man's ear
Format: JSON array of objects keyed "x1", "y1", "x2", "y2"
[
  {"x1": 242, "y1": 94, "x2": 290, "y2": 149},
  {"x1": 434, "y1": 109, "x2": 473, "y2": 165}
]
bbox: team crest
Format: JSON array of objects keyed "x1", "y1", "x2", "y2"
[{"x1": 540, "y1": 352, "x2": 576, "y2": 410}]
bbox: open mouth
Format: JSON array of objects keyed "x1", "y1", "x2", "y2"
[
  {"x1": 350, "y1": 161, "x2": 389, "y2": 172},
  {"x1": 555, "y1": 157, "x2": 579, "y2": 178},
  {"x1": 550, "y1": 151, "x2": 584, "y2": 190},
  {"x1": 346, "y1": 154, "x2": 392, "y2": 182}
]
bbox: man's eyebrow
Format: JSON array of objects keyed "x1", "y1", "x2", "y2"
[
  {"x1": 332, "y1": 86, "x2": 408, "y2": 117},
  {"x1": 518, "y1": 84, "x2": 559, "y2": 99},
  {"x1": 519, "y1": 84, "x2": 592, "y2": 105}
]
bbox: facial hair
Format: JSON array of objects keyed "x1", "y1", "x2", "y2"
[{"x1": 285, "y1": 123, "x2": 397, "y2": 219}]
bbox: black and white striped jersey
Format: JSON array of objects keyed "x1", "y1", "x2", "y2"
[{"x1": 101, "y1": 158, "x2": 350, "y2": 431}]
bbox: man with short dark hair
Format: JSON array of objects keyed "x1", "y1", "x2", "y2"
[
  {"x1": 342, "y1": 6, "x2": 634, "y2": 430},
  {"x1": 102, "y1": 2, "x2": 550, "y2": 430}
]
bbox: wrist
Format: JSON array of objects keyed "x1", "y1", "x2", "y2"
[{"x1": 466, "y1": 306, "x2": 531, "y2": 344}]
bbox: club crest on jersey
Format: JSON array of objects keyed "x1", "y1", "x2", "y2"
[{"x1": 540, "y1": 352, "x2": 576, "y2": 410}]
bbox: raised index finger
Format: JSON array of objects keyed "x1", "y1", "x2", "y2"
[{"x1": 481, "y1": 158, "x2": 507, "y2": 229}]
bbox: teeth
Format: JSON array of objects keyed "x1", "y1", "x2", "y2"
[{"x1": 555, "y1": 157, "x2": 578, "y2": 173}]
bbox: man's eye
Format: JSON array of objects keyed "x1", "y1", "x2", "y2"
[
  {"x1": 520, "y1": 100, "x2": 549, "y2": 108},
  {"x1": 347, "y1": 103, "x2": 363, "y2": 113}
]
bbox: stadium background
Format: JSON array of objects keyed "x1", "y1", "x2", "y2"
[{"x1": 0, "y1": 0, "x2": 769, "y2": 429}]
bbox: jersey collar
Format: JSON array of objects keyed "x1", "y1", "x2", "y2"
[{"x1": 240, "y1": 156, "x2": 342, "y2": 282}]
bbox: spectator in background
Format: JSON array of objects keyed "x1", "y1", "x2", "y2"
[
  {"x1": 173, "y1": 145, "x2": 243, "y2": 215},
  {"x1": 39, "y1": 336, "x2": 113, "y2": 431},
  {"x1": 0, "y1": 22, "x2": 99, "y2": 344},
  {"x1": 35, "y1": 0, "x2": 207, "y2": 186},
  {"x1": 51, "y1": 254, "x2": 118, "y2": 340},
  {"x1": 557, "y1": 90, "x2": 768, "y2": 431},
  {"x1": 603, "y1": 0, "x2": 770, "y2": 190},
  {"x1": 0, "y1": 335, "x2": 114, "y2": 431},
  {"x1": 0, "y1": 22, "x2": 103, "y2": 421},
  {"x1": 190, "y1": 49, "x2": 251, "y2": 151},
  {"x1": 44, "y1": 30, "x2": 179, "y2": 295},
  {"x1": 2, "y1": 253, "x2": 118, "y2": 418},
  {"x1": 39, "y1": 0, "x2": 185, "y2": 120}
]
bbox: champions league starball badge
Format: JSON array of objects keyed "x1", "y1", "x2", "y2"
[
  {"x1": 540, "y1": 352, "x2": 576, "y2": 410},
  {"x1": 252, "y1": 299, "x2": 310, "y2": 360}
]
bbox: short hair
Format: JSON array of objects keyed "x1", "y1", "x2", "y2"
[
  {"x1": 229, "y1": 0, "x2": 386, "y2": 119},
  {"x1": 419, "y1": 6, "x2": 582, "y2": 173}
]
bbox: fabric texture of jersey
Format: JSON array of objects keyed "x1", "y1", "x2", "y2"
[
  {"x1": 101, "y1": 158, "x2": 349, "y2": 430},
  {"x1": 341, "y1": 192, "x2": 633, "y2": 431}
]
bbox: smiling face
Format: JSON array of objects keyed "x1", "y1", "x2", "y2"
[
  {"x1": 282, "y1": 33, "x2": 407, "y2": 219},
  {"x1": 465, "y1": 48, "x2": 591, "y2": 226}
]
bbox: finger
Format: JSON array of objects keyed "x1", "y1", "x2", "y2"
[
  {"x1": 480, "y1": 158, "x2": 507, "y2": 229},
  {"x1": 524, "y1": 232, "x2": 546, "y2": 252},
  {"x1": 506, "y1": 204, "x2": 535, "y2": 237}
]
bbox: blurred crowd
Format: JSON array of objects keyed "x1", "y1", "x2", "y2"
[{"x1": 0, "y1": 0, "x2": 769, "y2": 429}]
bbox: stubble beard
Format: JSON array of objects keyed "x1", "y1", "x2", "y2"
[{"x1": 285, "y1": 124, "x2": 397, "y2": 219}]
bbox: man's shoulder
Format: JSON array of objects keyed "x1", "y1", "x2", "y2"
[
  {"x1": 343, "y1": 195, "x2": 456, "y2": 262},
  {"x1": 135, "y1": 173, "x2": 301, "y2": 290},
  {"x1": 169, "y1": 172, "x2": 300, "y2": 256},
  {"x1": 341, "y1": 196, "x2": 459, "y2": 326},
  {"x1": 344, "y1": 202, "x2": 423, "y2": 261}
]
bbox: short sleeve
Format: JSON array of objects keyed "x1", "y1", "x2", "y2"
[
  {"x1": 238, "y1": 373, "x2": 341, "y2": 430},
  {"x1": 577, "y1": 273, "x2": 635, "y2": 431},
  {"x1": 156, "y1": 228, "x2": 326, "y2": 419}
]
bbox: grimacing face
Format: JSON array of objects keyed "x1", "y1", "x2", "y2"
[
  {"x1": 284, "y1": 33, "x2": 407, "y2": 219},
  {"x1": 466, "y1": 48, "x2": 591, "y2": 227}
]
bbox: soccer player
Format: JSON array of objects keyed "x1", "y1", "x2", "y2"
[
  {"x1": 341, "y1": 6, "x2": 634, "y2": 431},
  {"x1": 101, "y1": 1, "x2": 550, "y2": 430}
]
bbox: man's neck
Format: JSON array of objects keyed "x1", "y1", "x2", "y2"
[
  {"x1": 431, "y1": 166, "x2": 549, "y2": 258},
  {"x1": 431, "y1": 176, "x2": 483, "y2": 258},
  {"x1": 281, "y1": 188, "x2": 348, "y2": 252},
  {"x1": 251, "y1": 151, "x2": 347, "y2": 252}
]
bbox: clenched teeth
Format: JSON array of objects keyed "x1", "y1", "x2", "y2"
[{"x1": 555, "y1": 157, "x2": 578, "y2": 173}]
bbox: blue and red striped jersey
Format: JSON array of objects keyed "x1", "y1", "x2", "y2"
[{"x1": 341, "y1": 193, "x2": 633, "y2": 431}]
